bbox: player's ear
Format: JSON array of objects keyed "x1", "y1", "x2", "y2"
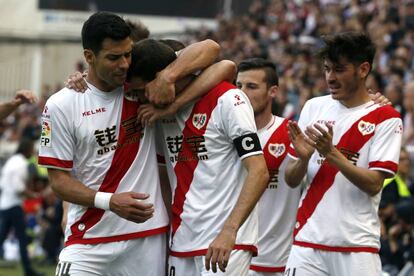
[
  {"x1": 84, "y1": 49, "x2": 95, "y2": 65},
  {"x1": 269, "y1": 85, "x2": 279, "y2": 99},
  {"x1": 359, "y1": 61, "x2": 370, "y2": 79}
]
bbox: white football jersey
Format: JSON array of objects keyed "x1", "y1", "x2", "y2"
[
  {"x1": 288, "y1": 95, "x2": 402, "y2": 252},
  {"x1": 38, "y1": 83, "x2": 168, "y2": 246},
  {"x1": 159, "y1": 82, "x2": 262, "y2": 257},
  {"x1": 250, "y1": 116, "x2": 302, "y2": 273}
]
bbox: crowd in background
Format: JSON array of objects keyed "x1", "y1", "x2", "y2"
[{"x1": 1, "y1": 0, "x2": 414, "y2": 274}]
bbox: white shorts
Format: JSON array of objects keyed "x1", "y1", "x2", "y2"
[
  {"x1": 285, "y1": 245, "x2": 381, "y2": 276},
  {"x1": 56, "y1": 234, "x2": 167, "y2": 276},
  {"x1": 248, "y1": 270, "x2": 284, "y2": 276},
  {"x1": 169, "y1": 250, "x2": 252, "y2": 276}
]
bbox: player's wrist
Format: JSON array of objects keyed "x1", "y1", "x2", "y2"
[{"x1": 94, "y1": 192, "x2": 113, "y2": 210}]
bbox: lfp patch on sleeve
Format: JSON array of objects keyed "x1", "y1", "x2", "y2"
[{"x1": 41, "y1": 119, "x2": 52, "y2": 147}]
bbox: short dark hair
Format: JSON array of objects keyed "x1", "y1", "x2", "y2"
[
  {"x1": 128, "y1": 39, "x2": 177, "y2": 82},
  {"x1": 81, "y1": 12, "x2": 131, "y2": 54},
  {"x1": 237, "y1": 58, "x2": 279, "y2": 87},
  {"x1": 159, "y1": 39, "x2": 185, "y2": 51},
  {"x1": 318, "y1": 32, "x2": 376, "y2": 70},
  {"x1": 126, "y1": 19, "x2": 150, "y2": 42}
]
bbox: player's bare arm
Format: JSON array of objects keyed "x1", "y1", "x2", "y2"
[
  {"x1": 285, "y1": 120, "x2": 315, "y2": 188},
  {"x1": 306, "y1": 122, "x2": 388, "y2": 196},
  {"x1": 0, "y1": 89, "x2": 37, "y2": 120},
  {"x1": 205, "y1": 154, "x2": 269, "y2": 273},
  {"x1": 145, "y1": 39, "x2": 220, "y2": 106},
  {"x1": 137, "y1": 60, "x2": 236, "y2": 126},
  {"x1": 48, "y1": 169, "x2": 154, "y2": 223}
]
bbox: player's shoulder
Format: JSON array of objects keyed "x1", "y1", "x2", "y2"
[
  {"x1": 305, "y1": 94, "x2": 332, "y2": 106},
  {"x1": 219, "y1": 85, "x2": 251, "y2": 107},
  {"x1": 375, "y1": 103, "x2": 401, "y2": 120},
  {"x1": 46, "y1": 87, "x2": 78, "y2": 106}
]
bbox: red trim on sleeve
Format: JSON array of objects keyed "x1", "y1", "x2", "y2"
[
  {"x1": 369, "y1": 161, "x2": 398, "y2": 173},
  {"x1": 38, "y1": 156, "x2": 73, "y2": 168},
  {"x1": 250, "y1": 265, "x2": 285, "y2": 273},
  {"x1": 293, "y1": 240, "x2": 379, "y2": 253}
]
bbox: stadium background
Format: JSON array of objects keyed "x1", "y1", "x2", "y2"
[{"x1": 0, "y1": 0, "x2": 414, "y2": 275}]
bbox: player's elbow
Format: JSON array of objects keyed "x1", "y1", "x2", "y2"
[
  {"x1": 219, "y1": 60, "x2": 237, "y2": 82},
  {"x1": 201, "y1": 39, "x2": 220, "y2": 60},
  {"x1": 367, "y1": 183, "x2": 382, "y2": 197}
]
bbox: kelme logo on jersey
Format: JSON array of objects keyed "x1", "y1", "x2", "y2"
[
  {"x1": 192, "y1": 113, "x2": 207, "y2": 130},
  {"x1": 268, "y1": 143, "x2": 285, "y2": 158},
  {"x1": 40, "y1": 119, "x2": 52, "y2": 147},
  {"x1": 358, "y1": 121, "x2": 375, "y2": 136}
]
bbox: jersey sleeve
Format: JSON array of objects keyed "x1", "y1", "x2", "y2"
[
  {"x1": 368, "y1": 117, "x2": 403, "y2": 176},
  {"x1": 217, "y1": 89, "x2": 262, "y2": 160},
  {"x1": 38, "y1": 100, "x2": 75, "y2": 171}
]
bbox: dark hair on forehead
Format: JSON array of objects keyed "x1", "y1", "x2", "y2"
[
  {"x1": 319, "y1": 32, "x2": 376, "y2": 68},
  {"x1": 128, "y1": 39, "x2": 177, "y2": 82},
  {"x1": 82, "y1": 11, "x2": 131, "y2": 54},
  {"x1": 237, "y1": 58, "x2": 279, "y2": 86}
]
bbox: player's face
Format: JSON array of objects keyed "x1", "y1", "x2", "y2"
[
  {"x1": 324, "y1": 59, "x2": 361, "y2": 103},
  {"x1": 125, "y1": 76, "x2": 148, "y2": 103},
  {"x1": 92, "y1": 37, "x2": 133, "y2": 90},
  {"x1": 236, "y1": 69, "x2": 272, "y2": 115}
]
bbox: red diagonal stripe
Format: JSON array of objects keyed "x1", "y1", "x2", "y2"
[
  {"x1": 68, "y1": 97, "x2": 140, "y2": 243},
  {"x1": 294, "y1": 105, "x2": 400, "y2": 237},
  {"x1": 171, "y1": 82, "x2": 235, "y2": 236},
  {"x1": 263, "y1": 119, "x2": 289, "y2": 172}
]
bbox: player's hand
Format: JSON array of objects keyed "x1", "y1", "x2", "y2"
[
  {"x1": 305, "y1": 122, "x2": 335, "y2": 157},
  {"x1": 205, "y1": 227, "x2": 236, "y2": 273},
  {"x1": 368, "y1": 90, "x2": 391, "y2": 106},
  {"x1": 109, "y1": 192, "x2": 154, "y2": 223},
  {"x1": 287, "y1": 120, "x2": 315, "y2": 161},
  {"x1": 145, "y1": 71, "x2": 175, "y2": 106},
  {"x1": 12, "y1": 90, "x2": 37, "y2": 106},
  {"x1": 64, "y1": 71, "x2": 89, "y2": 92},
  {"x1": 137, "y1": 104, "x2": 175, "y2": 127}
]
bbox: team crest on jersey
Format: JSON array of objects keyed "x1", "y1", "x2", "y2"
[
  {"x1": 192, "y1": 113, "x2": 207, "y2": 130},
  {"x1": 358, "y1": 120, "x2": 375, "y2": 136},
  {"x1": 268, "y1": 143, "x2": 285, "y2": 158},
  {"x1": 40, "y1": 119, "x2": 52, "y2": 147}
]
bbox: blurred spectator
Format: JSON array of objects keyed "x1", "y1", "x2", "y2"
[
  {"x1": 403, "y1": 81, "x2": 414, "y2": 167},
  {"x1": 0, "y1": 138, "x2": 44, "y2": 276}
]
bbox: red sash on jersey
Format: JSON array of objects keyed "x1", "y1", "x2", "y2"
[
  {"x1": 263, "y1": 118, "x2": 289, "y2": 173},
  {"x1": 293, "y1": 105, "x2": 400, "y2": 240},
  {"x1": 171, "y1": 81, "x2": 234, "y2": 237},
  {"x1": 66, "y1": 98, "x2": 142, "y2": 245}
]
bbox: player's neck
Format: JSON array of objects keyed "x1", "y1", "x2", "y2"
[
  {"x1": 86, "y1": 69, "x2": 118, "y2": 92},
  {"x1": 340, "y1": 87, "x2": 371, "y2": 108},
  {"x1": 255, "y1": 110, "x2": 273, "y2": 130}
]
